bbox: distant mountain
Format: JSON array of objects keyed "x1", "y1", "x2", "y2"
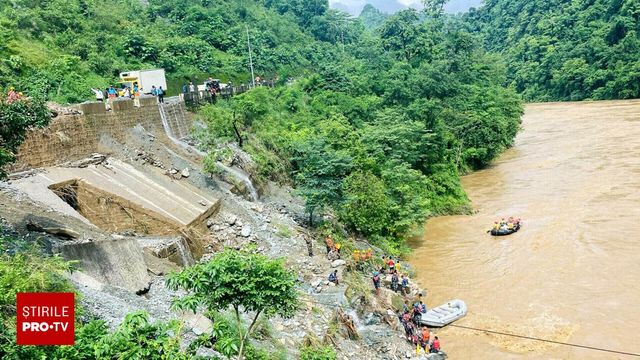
[
  {"x1": 330, "y1": 0, "x2": 419, "y2": 16},
  {"x1": 444, "y1": 0, "x2": 483, "y2": 13},
  {"x1": 330, "y1": 0, "x2": 482, "y2": 16},
  {"x1": 359, "y1": 4, "x2": 388, "y2": 30}
]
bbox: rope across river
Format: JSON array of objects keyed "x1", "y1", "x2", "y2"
[{"x1": 448, "y1": 324, "x2": 640, "y2": 357}]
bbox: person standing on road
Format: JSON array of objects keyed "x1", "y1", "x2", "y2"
[
  {"x1": 92, "y1": 88, "x2": 104, "y2": 102},
  {"x1": 158, "y1": 86, "x2": 165, "y2": 103}
]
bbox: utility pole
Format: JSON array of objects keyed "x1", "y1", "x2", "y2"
[{"x1": 246, "y1": 25, "x2": 255, "y2": 89}]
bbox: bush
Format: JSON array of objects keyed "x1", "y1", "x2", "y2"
[
  {"x1": 299, "y1": 344, "x2": 337, "y2": 360},
  {"x1": 0, "y1": 96, "x2": 51, "y2": 177}
]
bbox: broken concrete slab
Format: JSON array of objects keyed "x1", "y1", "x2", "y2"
[
  {"x1": 24, "y1": 214, "x2": 80, "y2": 239},
  {"x1": 59, "y1": 238, "x2": 151, "y2": 294}
]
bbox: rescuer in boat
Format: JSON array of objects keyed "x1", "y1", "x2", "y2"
[{"x1": 490, "y1": 217, "x2": 521, "y2": 235}]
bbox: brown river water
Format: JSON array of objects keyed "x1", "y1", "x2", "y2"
[{"x1": 408, "y1": 100, "x2": 640, "y2": 359}]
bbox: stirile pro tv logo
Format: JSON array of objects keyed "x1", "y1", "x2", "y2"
[{"x1": 16, "y1": 292, "x2": 75, "y2": 345}]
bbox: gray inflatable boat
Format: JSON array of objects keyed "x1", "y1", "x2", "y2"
[{"x1": 419, "y1": 299, "x2": 467, "y2": 327}]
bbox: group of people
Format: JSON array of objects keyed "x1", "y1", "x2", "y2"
[
  {"x1": 492, "y1": 216, "x2": 521, "y2": 232},
  {"x1": 322, "y1": 236, "x2": 444, "y2": 355},
  {"x1": 399, "y1": 296, "x2": 441, "y2": 354},
  {"x1": 4, "y1": 87, "x2": 24, "y2": 104},
  {"x1": 92, "y1": 83, "x2": 165, "y2": 108}
]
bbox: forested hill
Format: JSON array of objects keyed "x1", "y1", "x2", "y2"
[
  {"x1": 465, "y1": 0, "x2": 640, "y2": 101},
  {"x1": 2, "y1": 0, "x2": 525, "y2": 250},
  {"x1": 0, "y1": 0, "x2": 360, "y2": 103}
]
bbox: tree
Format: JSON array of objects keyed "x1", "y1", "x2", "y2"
[
  {"x1": 378, "y1": 9, "x2": 420, "y2": 62},
  {"x1": 339, "y1": 171, "x2": 391, "y2": 236},
  {"x1": 0, "y1": 96, "x2": 51, "y2": 178},
  {"x1": 166, "y1": 249, "x2": 299, "y2": 360}
]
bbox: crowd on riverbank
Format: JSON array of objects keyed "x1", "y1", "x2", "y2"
[{"x1": 324, "y1": 235, "x2": 446, "y2": 357}]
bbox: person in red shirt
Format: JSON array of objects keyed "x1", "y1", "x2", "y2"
[
  {"x1": 387, "y1": 258, "x2": 395, "y2": 272},
  {"x1": 430, "y1": 336, "x2": 441, "y2": 353}
]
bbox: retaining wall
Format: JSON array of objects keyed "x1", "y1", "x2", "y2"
[{"x1": 9, "y1": 97, "x2": 191, "y2": 172}]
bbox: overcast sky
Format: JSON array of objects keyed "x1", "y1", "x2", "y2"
[{"x1": 329, "y1": 0, "x2": 483, "y2": 16}]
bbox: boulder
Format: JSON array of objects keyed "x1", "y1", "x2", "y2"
[
  {"x1": 225, "y1": 214, "x2": 237, "y2": 226},
  {"x1": 240, "y1": 225, "x2": 252, "y2": 237},
  {"x1": 181, "y1": 168, "x2": 190, "y2": 178},
  {"x1": 331, "y1": 259, "x2": 346, "y2": 268},
  {"x1": 181, "y1": 312, "x2": 213, "y2": 336}
]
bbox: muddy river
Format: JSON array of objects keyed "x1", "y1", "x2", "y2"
[{"x1": 409, "y1": 100, "x2": 640, "y2": 359}]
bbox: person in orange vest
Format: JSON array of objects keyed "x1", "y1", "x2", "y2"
[
  {"x1": 420, "y1": 327, "x2": 431, "y2": 352},
  {"x1": 366, "y1": 248, "x2": 373, "y2": 260},
  {"x1": 325, "y1": 236, "x2": 334, "y2": 254},
  {"x1": 352, "y1": 249, "x2": 360, "y2": 262}
]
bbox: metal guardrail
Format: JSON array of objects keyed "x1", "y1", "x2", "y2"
[{"x1": 182, "y1": 81, "x2": 276, "y2": 107}]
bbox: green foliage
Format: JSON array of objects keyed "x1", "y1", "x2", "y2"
[
  {"x1": 299, "y1": 344, "x2": 337, "y2": 360},
  {"x1": 339, "y1": 171, "x2": 391, "y2": 236},
  {"x1": 0, "y1": 96, "x2": 51, "y2": 177},
  {"x1": 0, "y1": 236, "x2": 75, "y2": 318},
  {"x1": 166, "y1": 248, "x2": 298, "y2": 360},
  {"x1": 465, "y1": 0, "x2": 640, "y2": 101},
  {"x1": 0, "y1": 0, "x2": 339, "y2": 102},
  {"x1": 93, "y1": 312, "x2": 188, "y2": 360},
  {"x1": 359, "y1": 4, "x2": 389, "y2": 31}
]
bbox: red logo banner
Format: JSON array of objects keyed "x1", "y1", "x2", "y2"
[{"x1": 16, "y1": 292, "x2": 75, "y2": 345}]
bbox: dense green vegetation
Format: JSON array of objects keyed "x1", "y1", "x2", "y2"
[
  {"x1": 0, "y1": 97, "x2": 51, "y2": 177},
  {"x1": 0, "y1": 0, "x2": 361, "y2": 102},
  {"x1": 465, "y1": 0, "x2": 640, "y2": 101},
  {"x1": 200, "y1": 7, "x2": 522, "y2": 251}
]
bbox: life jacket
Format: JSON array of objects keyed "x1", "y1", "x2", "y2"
[{"x1": 422, "y1": 328, "x2": 430, "y2": 341}]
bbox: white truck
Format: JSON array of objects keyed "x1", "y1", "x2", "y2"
[{"x1": 119, "y1": 69, "x2": 167, "y2": 94}]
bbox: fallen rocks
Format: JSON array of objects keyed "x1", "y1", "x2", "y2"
[
  {"x1": 63, "y1": 153, "x2": 107, "y2": 168},
  {"x1": 181, "y1": 312, "x2": 213, "y2": 336},
  {"x1": 331, "y1": 259, "x2": 346, "y2": 268},
  {"x1": 142, "y1": 248, "x2": 180, "y2": 276},
  {"x1": 181, "y1": 168, "x2": 190, "y2": 178}
]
